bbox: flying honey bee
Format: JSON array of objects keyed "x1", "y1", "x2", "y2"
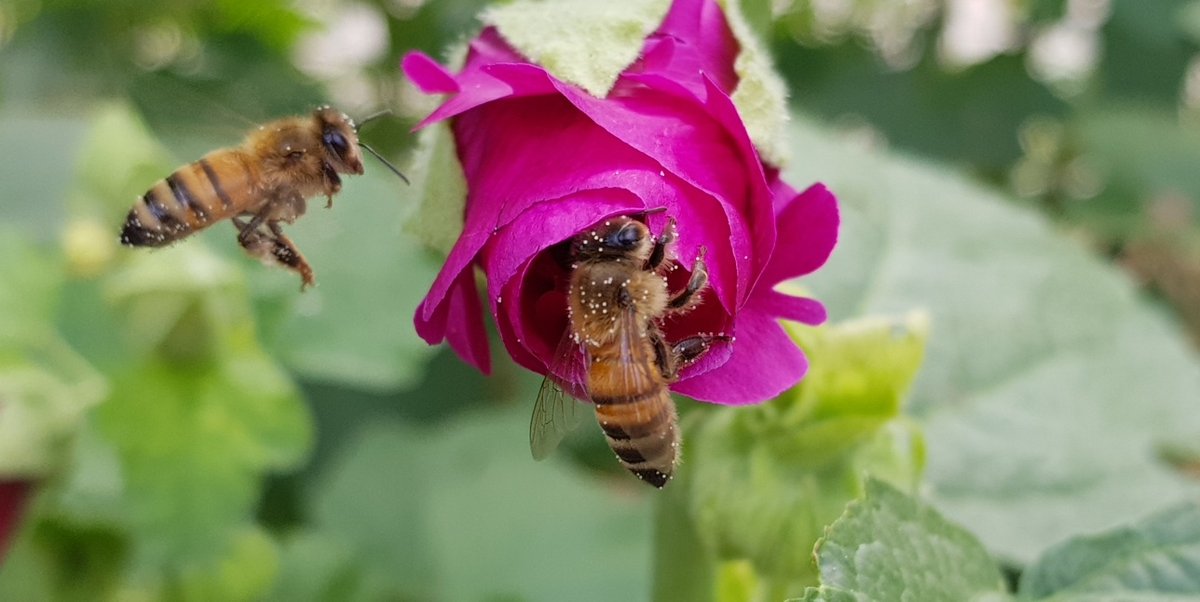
[
  {"x1": 530, "y1": 215, "x2": 726, "y2": 488},
  {"x1": 119, "y1": 106, "x2": 407, "y2": 289}
]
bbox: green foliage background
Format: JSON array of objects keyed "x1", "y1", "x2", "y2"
[{"x1": 1, "y1": 0, "x2": 1199, "y2": 600}]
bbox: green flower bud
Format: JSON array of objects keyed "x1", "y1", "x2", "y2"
[{"x1": 663, "y1": 312, "x2": 930, "y2": 596}]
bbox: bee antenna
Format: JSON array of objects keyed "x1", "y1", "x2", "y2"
[
  {"x1": 359, "y1": 142, "x2": 410, "y2": 185},
  {"x1": 354, "y1": 110, "x2": 393, "y2": 132}
]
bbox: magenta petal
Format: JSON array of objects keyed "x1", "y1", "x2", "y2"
[
  {"x1": 495, "y1": 272, "x2": 553, "y2": 374},
  {"x1": 672, "y1": 299, "x2": 808, "y2": 404},
  {"x1": 405, "y1": 0, "x2": 839, "y2": 404},
  {"x1": 482, "y1": 190, "x2": 645, "y2": 300},
  {"x1": 416, "y1": 222, "x2": 489, "y2": 323},
  {"x1": 763, "y1": 182, "x2": 840, "y2": 284},
  {"x1": 415, "y1": 269, "x2": 491, "y2": 374},
  {"x1": 551, "y1": 82, "x2": 764, "y2": 305},
  {"x1": 444, "y1": 269, "x2": 492, "y2": 374},
  {"x1": 627, "y1": 0, "x2": 739, "y2": 98},
  {"x1": 401, "y1": 52, "x2": 459, "y2": 94},
  {"x1": 450, "y1": 93, "x2": 741, "y2": 315},
  {"x1": 755, "y1": 288, "x2": 827, "y2": 325},
  {"x1": 408, "y1": 32, "x2": 559, "y2": 128}
]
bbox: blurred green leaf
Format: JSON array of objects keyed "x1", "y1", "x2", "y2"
[
  {"x1": 0, "y1": 334, "x2": 107, "y2": 477},
  {"x1": 32, "y1": 236, "x2": 309, "y2": 599},
  {"x1": 0, "y1": 112, "x2": 89, "y2": 241},
  {"x1": 789, "y1": 116, "x2": 1200, "y2": 563},
  {"x1": 1020, "y1": 501, "x2": 1200, "y2": 600},
  {"x1": 1063, "y1": 107, "x2": 1200, "y2": 238},
  {"x1": 265, "y1": 531, "x2": 361, "y2": 602},
  {"x1": 252, "y1": 165, "x2": 442, "y2": 392},
  {"x1": 0, "y1": 231, "x2": 107, "y2": 478},
  {"x1": 1179, "y1": 0, "x2": 1200, "y2": 45},
  {"x1": 207, "y1": 0, "x2": 311, "y2": 51},
  {"x1": 1101, "y1": 0, "x2": 1194, "y2": 106},
  {"x1": 777, "y1": 46, "x2": 1066, "y2": 175},
  {"x1": 0, "y1": 517, "x2": 128, "y2": 602},
  {"x1": 170, "y1": 526, "x2": 280, "y2": 602},
  {"x1": 273, "y1": 407, "x2": 653, "y2": 602},
  {"x1": 66, "y1": 102, "x2": 177, "y2": 224},
  {"x1": 1028, "y1": 0, "x2": 1069, "y2": 23},
  {"x1": 0, "y1": 230, "x2": 64, "y2": 344},
  {"x1": 0, "y1": 528, "x2": 57, "y2": 602},
  {"x1": 713, "y1": 560, "x2": 762, "y2": 602},
  {"x1": 797, "y1": 480, "x2": 1008, "y2": 602}
]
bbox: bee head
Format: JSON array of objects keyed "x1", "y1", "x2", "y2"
[
  {"x1": 313, "y1": 106, "x2": 365, "y2": 175},
  {"x1": 573, "y1": 216, "x2": 652, "y2": 262}
]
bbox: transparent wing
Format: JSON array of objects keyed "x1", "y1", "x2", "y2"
[{"x1": 530, "y1": 331, "x2": 589, "y2": 461}]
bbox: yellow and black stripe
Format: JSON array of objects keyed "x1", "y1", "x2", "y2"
[
  {"x1": 589, "y1": 345, "x2": 679, "y2": 488},
  {"x1": 120, "y1": 155, "x2": 254, "y2": 247}
]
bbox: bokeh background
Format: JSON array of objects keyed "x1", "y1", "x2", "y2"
[{"x1": 2, "y1": 0, "x2": 1200, "y2": 600}]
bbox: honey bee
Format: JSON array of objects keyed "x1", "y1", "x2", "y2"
[
  {"x1": 530, "y1": 215, "x2": 725, "y2": 488},
  {"x1": 119, "y1": 106, "x2": 406, "y2": 289}
]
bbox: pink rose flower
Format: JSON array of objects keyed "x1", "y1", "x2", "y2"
[{"x1": 402, "y1": 0, "x2": 838, "y2": 403}]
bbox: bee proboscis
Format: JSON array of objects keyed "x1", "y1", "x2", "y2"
[
  {"x1": 118, "y1": 106, "x2": 406, "y2": 289},
  {"x1": 530, "y1": 214, "x2": 725, "y2": 488}
]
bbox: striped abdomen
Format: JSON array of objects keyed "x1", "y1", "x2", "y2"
[
  {"x1": 120, "y1": 151, "x2": 258, "y2": 247},
  {"x1": 589, "y1": 343, "x2": 679, "y2": 488}
]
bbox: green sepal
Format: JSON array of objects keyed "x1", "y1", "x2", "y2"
[
  {"x1": 484, "y1": 0, "x2": 671, "y2": 98},
  {"x1": 486, "y1": 0, "x2": 790, "y2": 163},
  {"x1": 658, "y1": 313, "x2": 929, "y2": 597},
  {"x1": 719, "y1": 0, "x2": 791, "y2": 165},
  {"x1": 403, "y1": 120, "x2": 469, "y2": 256}
]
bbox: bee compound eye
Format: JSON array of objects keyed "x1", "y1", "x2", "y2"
[
  {"x1": 613, "y1": 224, "x2": 641, "y2": 248},
  {"x1": 323, "y1": 130, "x2": 349, "y2": 157}
]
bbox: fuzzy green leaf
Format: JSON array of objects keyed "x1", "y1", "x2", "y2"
[
  {"x1": 804, "y1": 480, "x2": 1008, "y2": 602},
  {"x1": 1021, "y1": 502, "x2": 1200, "y2": 600},
  {"x1": 788, "y1": 116, "x2": 1200, "y2": 563}
]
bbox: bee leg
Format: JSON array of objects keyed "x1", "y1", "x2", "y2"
[
  {"x1": 321, "y1": 162, "x2": 341, "y2": 208},
  {"x1": 663, "y1": 333, "x2": 732, "y2": 379},
  {"x1": 234, "y1": 212, "x2": 267, "y2": 246},
  {"x1": 650, "y1": 332, "x2": 675, "y2": 379},
  {"x1": 264, "y1": 220, "x2": 315, "y2": 290},
  {"x1": 235, "y1": 218, "x2": 315, "y2": 290},
  {"x1": 648, "y1": 217, "x2": 677, "y2": 270},
  {"x1": 272, "y1": 233, "x2": 315, "y2": 290},
  {"x1": 235, "y1": 226, "x2": 277, "y2": 265},
  {"x1": 667, "y1": 247, "x2": 708, "y2": 311}
]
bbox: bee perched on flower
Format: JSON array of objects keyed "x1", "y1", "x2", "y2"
[{"x1": 402, "y1": 0, "x2": 839, "y2": 470}]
